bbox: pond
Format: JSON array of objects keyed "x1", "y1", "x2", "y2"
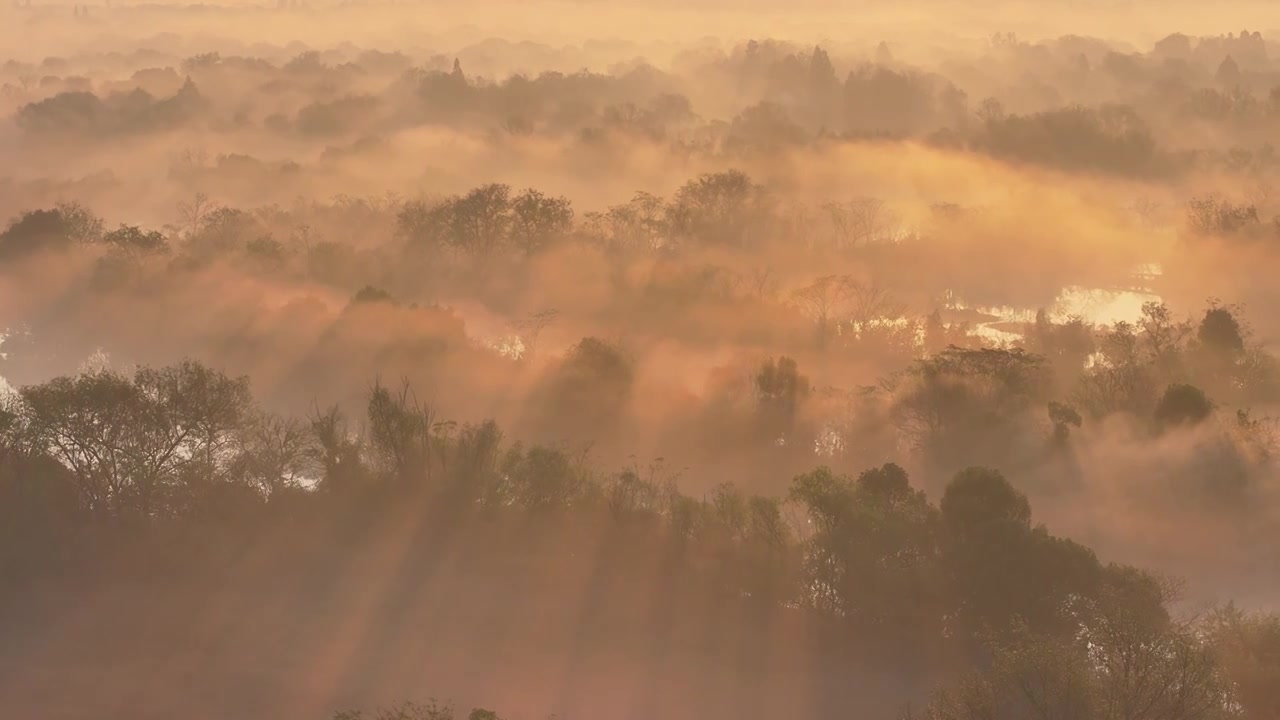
[{"x1": 971, "y1": 279, "x2": 1162, "y2": 345}]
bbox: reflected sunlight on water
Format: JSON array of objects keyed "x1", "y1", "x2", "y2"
[
  {"x1": 969, "y1": 272, "x2": 1163, "y2": 344},
  {"x1": 1053, "y1": 286, "x2": 1160, "y2": 326}
]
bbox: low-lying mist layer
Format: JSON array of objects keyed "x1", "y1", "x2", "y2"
[{"x1": 3, "y1": 8, "x2": 1280, "y2": 720}]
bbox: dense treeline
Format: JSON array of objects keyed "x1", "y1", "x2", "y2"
[
  {"x1": 4, "y1": 172, "x2": 1280, "y2": 529},
  {"x1": 3, "y1": 168, "x2": 1278, "y2": 318},
  {"x1": 2, "y1": 346, "x2": 1279, "y2": 718},
  {"x1": 5, "y1": 31, "x2": 1280, "y2": 183}
]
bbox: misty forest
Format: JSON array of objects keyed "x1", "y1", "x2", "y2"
[{"x1": 3, "y1": 1, "x2": 1280, "y2": 718}]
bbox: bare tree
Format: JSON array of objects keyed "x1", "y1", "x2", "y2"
[
  {"x1": 746, "y1": 266, "x2": 779, "y2": 300},
  {"x1": 511, "y1": 308, "x2": 560, "y2": 359},
  {"x1": 603, "y1": 191, "x2": 668, "y2": 251},
  {"x1": 793, "y1": 274, "x2": 899, "y2": 347},
  {"x1": 1085, "y1": 606, "x2": 1232, "y2": 720},
  {"x1": 367, "y1": 378, "x2": 437, "y2": 486},
  {"x1": 848, "y1": 278, "x2": 904, "y2": 333},
  {"x1": 792, "y1": 275, "x2": 857, "y2": 349},
  {"x1": 232, "y1": 412, "x2": 308, "y2": 498},
  {"x1": 825, "y1": 197, "x2": 895, "y2": 250},
  {"x1": 177, "y1": 191, "x2": 214, "y2": 239}
]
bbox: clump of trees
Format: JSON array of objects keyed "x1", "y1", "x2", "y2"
[
  {"x1": 397, "y1": 184, "x2": 573, "y2": 260},
  {"x1": 0, "y1": 202, "x2": 102, "y2": 259},
  {"x1": 2, "y1": 354, "x2": 1276, "y2": 719},
  {"x1": 16, "y1": 78, "x2": 209, "y2": 135},
  {"x1": 971, "y1": 103, "x2": 1165, "y2": 176}
]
